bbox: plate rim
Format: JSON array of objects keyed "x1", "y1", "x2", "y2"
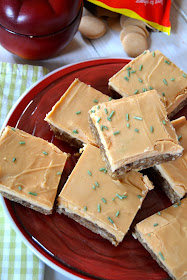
[{"x1": 0, "y1": 57, "x2": 132, "y2": 280}]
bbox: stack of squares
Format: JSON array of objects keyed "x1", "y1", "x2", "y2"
[{"x1": 1, "y1": 50, "x2": 187, "y2": 280}]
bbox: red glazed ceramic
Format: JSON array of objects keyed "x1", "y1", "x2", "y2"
[
  {"x1": 2, "y1": 58, "x2": 187, "y2": 280},
  {"x1": 0, "y1": 0, "x2": 82, "y2": 60}
]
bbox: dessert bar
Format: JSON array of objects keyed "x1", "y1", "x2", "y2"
[
  {"x1": 88, "y1": 90, "x2": 183, "y2": 178},
  {"x1": 109, "y1": 50, "x2": 187, "y2": 118},
  {"x1": 0, "y1": 126, "x2": 67, "y2": 214},
  {"x1": 57, "y1": 143, "x2": 154, "y2": 246}
]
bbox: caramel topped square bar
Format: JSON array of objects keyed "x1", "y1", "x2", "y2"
[
  {"x1": 57, "y1": 144, "x2": 154, "y2": 246},
  {"x1": 153, "y1": 116, "x2": 187, "y2": 203},
  {"x1": 45, "y1": 79, "x2": 109, "y2": 147},
  {"x1": 88, "y1": 90, "x2": 183, "y2": 178},
  {"x1": 134, "y1": 197, "x2": 187, "y2": 280},
  {"x1": 109, "y1": 50, "x2": 187, "y2": 118},
  {"x1": 0, "y1": 126, "x2": 67, "y2": 214}
]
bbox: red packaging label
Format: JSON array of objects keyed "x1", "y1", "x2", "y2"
[{"x1": 88, "y1": 0, "x2": 171, "y2": 34}]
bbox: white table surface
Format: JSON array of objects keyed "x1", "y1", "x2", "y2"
[{"x1": 0, "y1": 2, "x2": 186, "y2": 280}]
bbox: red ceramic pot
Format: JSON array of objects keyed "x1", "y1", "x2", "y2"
[{"x1": 0, "y1": 0, "x2": 83, "y2": 60}]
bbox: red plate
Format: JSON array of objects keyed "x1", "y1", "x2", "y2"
[{"x1": 2, "y1": 58, "x2": 186, "y2": 280}]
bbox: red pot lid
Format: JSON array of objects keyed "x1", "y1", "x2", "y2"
[{"x1": 0, "y1": 0, "x2": 82, "y2": 36}]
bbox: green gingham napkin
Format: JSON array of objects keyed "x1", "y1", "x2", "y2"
[{"x1": 0, "y1": 62, "x2": 49, "y2": 280}]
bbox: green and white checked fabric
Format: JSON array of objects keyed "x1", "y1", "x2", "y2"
[{"x1": 0, "y1": 62, "x2": 49, "y2": 280}]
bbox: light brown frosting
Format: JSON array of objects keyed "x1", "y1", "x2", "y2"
[
  {"x1": 135, "y1": 197, "x2": 187, "y2": 280},
  {"x1": 0, "y1": 126, "x2": 67, "y2": 210},
  {"x1": 45, "y1": 79, "x2": 109, "y2": 145},
  {"x1": 108, "y1": 50, "x2": 187, "y2": 115},
  {"x1": 89, "y1": 90, "x2": 183, "y2": 172},
  {"x1": 156, "y1": 116, "x2": 187, "y2": 198},
  {"x1": 58, "y1": 144, "x2": 154, "y2": 243}
]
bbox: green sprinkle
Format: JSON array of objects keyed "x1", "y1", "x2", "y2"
[
  {"x1": 97, "y1": 117, "x2": 101, "y2": 123},
  {"x1": 173, "y1": 201, "x2": 181, "y2": 207},
  {"x1": 97, "y1": 105, "x2": 100, "y2": 109},
  {"x1": 127, "y1": 70, "x2": 130, "y2": 77},
  {"x1": 99, "y1": 168, "x2": 107, "y2": 173},
  {"x1": 134, "y1": 128, "x2": 139, "y2": 133},
  {"x1": 162, "y1": 92, "x2": 165, "y2": 96},
  {"x1": 104, "y1": 108, "x2": 108, "y2": 114},
  {"x1": 137, "y1": 195, "x2": 142, "y2": 199},
  {"x1": 178, "y1": 135, "x2": 182, "y2": 141},
  {"x1": 108, "y1": 217, "x2": 114, "y2": 224},
  {"x1": 11, "y1": 128, "x2": 16, "y2": 131},
  {"x1": 134, "y1": 90, "x2": 139, "y2": 94},
  {"x1": 122, "y1": 195, "x2": 127, "y2": 198},
  {"x1": 142, "y1": 88, "x2": 147, "y2": 92},
  {"x1": 101, "y1": 125, "x2": 108, "y2": 131},
  {"x1": 170, "y1": 78, "x2": 175, "y2": 81},
  {"x1": 126, "y1": 113, "x2": 129, "y2": 121},
  {"x1": 112, "y1": 198, "x2": 115, "y2": 201},
  {"x1": 12, "y1": 157, "x2": 16, "y2": 162},
  {"x1": 148, "y1": 233, "x2": 151, "y2": 237},
  {"x1": 163, "y1": 79, "x2": 168, "y2": 85},
  {"x1": 109, "y1": 97, "x2": 112, "y2": 101},
  {"x1": 98, "y1": 204, "x2": 101, "y2": 213},
  {"x1": 133, "y1": 116, "x2": 143, "y2": 120},
  {"x1": 18, "y1": 186, "x2": 22, "y2": 191},
  {"x1": 139, "y1": 64, "x2": 143, "y2": 71},
  {"x1": 154, "y1": 223, "x2": 158, "y2": 227},
  {"x1": 28, "y1": 192, "x2": 37, "y2": 196},
  {"x1": 101, "y1": 198, "x2": 107, "y2": 204},
  {"x1": 149, "y1": 86, "x2": 153, "y2": 90},
  {"x1": 173, "y1": 204, "x2": 178, "y2": 208},
  {"x1": 19, "y1": 141, "x2": 25, "y2": 145},
  {"x1": 93, "y1": 99, "x2": 98, "y2": 103},
  {"x1": 113, "y1": 131, "x2": 120, "y2": 135},
  {"x1": 150, "y1": 126, "x2": 154, "y2": 133},
  {"x1": 131, "y1": 70, "x2": 136, "y2": 74},
  {"x1": 91, "y1": 109, "x2": 96, "y2": 113},
  {"x1": 75, "y1": 111, "x2": 81, "y2": 114},
  {"x1": 116, "y1": 194, "x2": 125, "y2": 200},
  {"x1": 158, "y1": 252, "x2": 165, "y2": 261},
  {"x1": 164, "y1": 60, "x2": 170, "y2": 64},
  {"x1": 92, "y1": 185, "x2": 96, "y2": 190},
  {"x1": 138, "y1": 78, "x2": 143, "y2": 83},
  {"x1": 182, "y1": 73, "x2": 187, "y2": 78},
  {"x1": 73, "y1": 129, "x2": 78, "y2": 134},
  {"x1": 127, "y1": 67, "x2": 131, "y2": 70},
  {"x1": 84, "y1": 206, "x2": 87, "y2": 211},
  {"x1": 143, "y1": 51, "x2": 147, "y2": 54},
  {"x1": 162, "y1": 120, "x2": 166, "y2": 125},
  {"x1": 107, "y1": 117, "x2": 111, "y2": 122},
  {"x1": 116, "y1": 211, "x2": 120, "y2": 217},
  {"x1": 95, "y1": 181, "x2": 99, "y2": 187},
  {"x1": 152, "y1": 51, "x2": 155, "y2": 57},
  {"x1": 88, "y1": 170, "x2": 92, "y2": 176},
  {"x1": 57, "y1": 172, "x2": 62, "y2": 175},
  {"x1": 43, "y1": 151, "x2": 48, "y2": 155},
  {"x1": 157, "y1": 211, "x2": 161, "y2": 215},
  {"x1": 127, "y1": 123, "x2": 130, "y2": 128},
  {"x1": 108, "y1": 110, "x2": 115, "y2": 120},
  {"x1": 124, "y1": 76, "x2": 129, "y2": 81}
]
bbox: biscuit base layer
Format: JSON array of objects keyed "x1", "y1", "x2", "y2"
[
  {"x1": 151, "y1": 167, "x2": 184, "y2": 203},
  {"x1": 0, "y1": 191, "x2": 52, "y2": 215},
  {"x1": 57, "y1": 207, "x2": 118, "y2": 246},
  {"x1": 49, "y1": 124, "x2": 83, "y2": 148},
  {"x1": 133, "y1": 230, "x2": 175, "y2": 280},
  {"x1": 88, "y1": 116, "x2": 182, "y2": 178}
]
